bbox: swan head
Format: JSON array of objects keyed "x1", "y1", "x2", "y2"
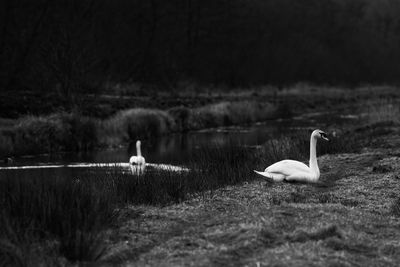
[
  {"x1": 136, "y1": 140, "x2": 141, "y2": 147},
  {"x1": 312, "y1": 129, "x2": 329, "y2": 141}
]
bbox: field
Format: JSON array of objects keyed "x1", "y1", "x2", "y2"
[{"x1": 1, "y1": 86, "x2": 400, "y2": 266}]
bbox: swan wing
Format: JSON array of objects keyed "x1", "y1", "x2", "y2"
[
  {"x1": 253, "y1": 170, "x2": 286, "y2": 181},
  {"x1": 130, "y1": 156, "x2": 146, "y2": 165},
  {"x1": 129, "y1": 156, "x2": 139, "y2": 164},
  {"x1": 266, "y1": 160, "x2": 310, "y2": 176}
]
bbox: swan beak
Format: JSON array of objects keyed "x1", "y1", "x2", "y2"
[{"x1": 320, "y1": 132, "x2": 329, "y2": 141}]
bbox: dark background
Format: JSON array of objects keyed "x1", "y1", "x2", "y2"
[{"x1": 1, "y1": 0, "x2": 400, "y2": 95}]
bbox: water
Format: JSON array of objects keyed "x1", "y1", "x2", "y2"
[{"x1": 0, "y1": 111, "x2": 358, "y2": 178}]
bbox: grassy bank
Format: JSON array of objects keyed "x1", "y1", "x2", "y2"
[
  {"x1": 0, "y1": 124, "x2": 369, "y2": 265},
  {"x1": 1, "y1": 85, "x2": 399, "y2": 157},
  {"x1": 0, "y1": 143, "x2": 258, "y2": 265},
  {"x1": 100, "y1": 100, "x2": 279, "y2": 147},
  {"x1": 0, "y1": 100, "x2": 281, "y2": 157}
]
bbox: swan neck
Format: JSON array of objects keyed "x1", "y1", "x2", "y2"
[
  {"x1": 136, "y1": 142, "x2": 142, "y2": 157},
  {"x1": 309, "y1": 136, "x2": 319, "y2": 175}
]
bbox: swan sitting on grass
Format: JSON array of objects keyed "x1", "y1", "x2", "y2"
[
  {"x1": 254, "y1": 129, "x2": 329, "y2": 183},
  {"x1": 129, "y1": 140, "x2": 146, "y2": 174}
]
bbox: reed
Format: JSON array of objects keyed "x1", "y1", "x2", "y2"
[
  {"x1": 364, "y1": 98, "x2": 400, "y2": 125},
  {"x1": 0, "y1": 143, "x2": 258, "y2": 265},
  {"x1": 0, "y1": 129, "x2": 362, "y2": 265}
]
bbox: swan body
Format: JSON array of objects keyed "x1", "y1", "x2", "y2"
[
  {"x1": 129, "y1": 140, "x2": 145, "y2": 174},
  {"x1": 254, "y1": 129, "x2": 328, "y2": 183}
]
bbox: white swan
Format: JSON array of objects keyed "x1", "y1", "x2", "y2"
[
  {"x1": 129, "y1": 140, "x2": 146, "y2": 174},
  {"x1": 254, "y1": 129, "x2": 329, "y2": 183}
]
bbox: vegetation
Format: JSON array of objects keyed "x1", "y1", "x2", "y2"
[
  {"x1": 105, "y1": 120, "x2": 400, "y2": 266},
  {"x1": 2, "y1": 119, "x2": 399, "y2": 265},
  {"x1": 0, "y1": 142, "x2": 258, "y2": 265},
  {"x1": 0, "y1": 112, "x2": 378, "y2": 266},
  {"x1": 363, "y1": 98, "x2": 400, "y2": 125},
  {"x1": 0, "y1": 113, "x2": 97, "y2": 157},
  {"x1": 100, "y1": 108, "x2": 176, "y2": 146},
  {"x1": 0, "y1": 100, "x2": 283, "y2": 156}
]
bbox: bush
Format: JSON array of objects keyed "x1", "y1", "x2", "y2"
[
  {"x1": 0, "y1": 101, "x2": 282, "y2": 156},
  {"x1": 0, "y1": 131, "x2": 13, "y2": 158},
  {"x1": 9, "y1": 113, "x2": 97, "y2": 155},
  {"x1": 101, "y1": 108, "x2": 176, "y2": 145},
  {"x1": 185, "y1": 101, "x2": 277, "y2": 130}
]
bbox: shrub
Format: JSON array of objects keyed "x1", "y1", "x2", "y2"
[
  {"x1": 101, "y1": 108, "x2": 176, "y2": 145},
  {"x1": 185, "y1": 101, "x2": 277, "y2": 130},
  {"x1": 0, "y1": 131, "x2": 13, "y2": 158},
  {"x1": 10, "y1": 113, "x2": 97, "y2": 155}
]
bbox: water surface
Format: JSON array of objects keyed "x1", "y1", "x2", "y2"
[{"x1": 0, "y1": 111, "x2": 358, "y2": 178}]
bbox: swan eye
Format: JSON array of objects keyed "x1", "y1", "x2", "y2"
[{"x1": 320, "y1": 132, "x2": 327, "y2": 138}]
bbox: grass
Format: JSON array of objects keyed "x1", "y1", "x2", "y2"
[
  {"x1": 0, "y1": 112, "x2": 97, "y2": 157},
  {"x1": 363, "y1": 98, "x2": 400, "y2": 125},
  {"x1": 102, "y1": 127, "x2": 400, "y2": 266},
  {"x1": 0, "y1": 125, "x2": 369, "y2": 265},
  {"x1": 0, "y1": 142, "x2": 260, "y2": 265},
  {"x1": 185, "y1": 101, "x2": 278, "y2": 130},
  {"x1": 2, "y1": 85, "x2": 399, "y2": 157},
  {"x1": 1, "y1": 88, "x2": 400, "y2": 265},
  {"x1": 257, "y1": 128, "x2": 362, "y2": 170},
  {"x1": 0, "y1": 174, "x2": 115, "y2": 264},
  {"x1": 0, "y1": 100, "x2": 282, "y2": 156}
]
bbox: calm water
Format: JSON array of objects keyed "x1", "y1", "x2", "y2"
[{"x1": 0, "y1": 111, "x2": 358, "y2": 178}]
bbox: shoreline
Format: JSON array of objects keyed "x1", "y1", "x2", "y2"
[
  {"x1": 102, "y1": 125, "x2": 400, "y2": 266},
  {"x1": 0, "y1": 85, "x2": 399, "y2": 158}
]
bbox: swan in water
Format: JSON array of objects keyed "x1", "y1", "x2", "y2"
[
  {"x1": 254, "y1": 129, "x2": 329, "y2": 183},
  {"x1": 129, "y1": 140, "x2": 146, "y2": 174}
]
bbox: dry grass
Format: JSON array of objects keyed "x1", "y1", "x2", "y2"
[
  {"x1": 102, "y1": 134, "x2": 400, "y2": 266},
  {"x1": 1, "y1": 127, "x2": 400, "y2": 266},
  {"x1": 0, "y1": 143, "x2": 259, "y2": 265},
  {"x1": 363, "y1": 98, "x2": 400, "y2": 125}
]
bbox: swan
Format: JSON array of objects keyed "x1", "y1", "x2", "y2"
[
  {"x1": 129, "y1": 140, "x2": 146, "y2": 174},
  {"x1": 254, "y1": 129, "x2": 329, "y2": 183}
]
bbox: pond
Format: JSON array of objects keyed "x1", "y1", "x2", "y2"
[{"x1": 0, "y1": 111, "x2": 359, "y2": 179}]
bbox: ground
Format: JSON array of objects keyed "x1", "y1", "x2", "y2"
[{"x1": 99, "y1": 129, "x2": 400, "y2": 266}]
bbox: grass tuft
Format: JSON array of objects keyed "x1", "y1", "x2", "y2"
[
  {"x1": 325, "y1": 238, "x2": 377, "y2": 256},
  {"x1": 390, "y1": 197, "x2": 400, "y2": 217},
  {"x1": 287, "y1": 225, "x2": 342, "y2": 243}
]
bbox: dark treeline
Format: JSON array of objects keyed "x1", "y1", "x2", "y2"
[{"x1": 1, "y1": 0, "x2": 400, "y2": 95}]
